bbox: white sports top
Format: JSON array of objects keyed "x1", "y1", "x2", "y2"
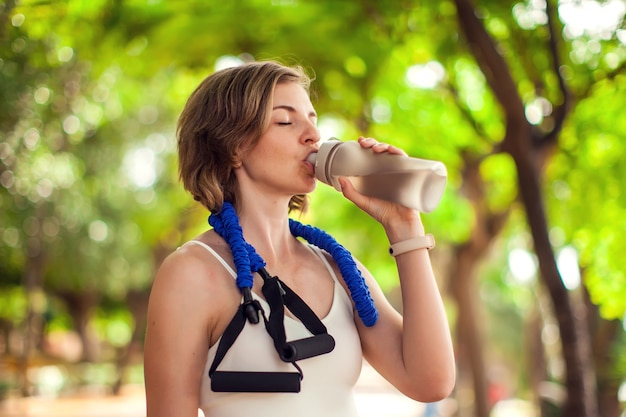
[{"x1": 185, "y1": 240, "x2": 363, "y2": 417}]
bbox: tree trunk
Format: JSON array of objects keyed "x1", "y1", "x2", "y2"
[
  {"x1": 585, "y1": 287, "x2": 623, "y2": 417},
  {"x1": 57, "y1": 290, "x2": 101, "y2": 362},
  {"x1": 447, "y1": 155, "x2": 510, "y2": 417},
  {"x1": 18, "y1": 237, "x2": 46, "y2": 397},
  {"x1": 593, "y1": 318, "x2": 622, "y2": 417},
  {"x1": 111, "y1": 289, "x2": 149, "y2": 395},
  {"x1": 527, "y1": 289, "x2": 565, "y2": 416},
  {"x1": 513, "y1": 146, "x2": 598, "y2": 417},
  {"x1": 450, "y1": 247, "x2": 490, "y2": 417}
]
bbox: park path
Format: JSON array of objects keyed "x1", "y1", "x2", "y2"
[{"x1": 0, "y1": 363, "x2": 426, "y2": 417}]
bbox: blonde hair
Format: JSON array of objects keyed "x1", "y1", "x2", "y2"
[{"x1": 177, "y1": 61, "x2": 312, "y2": 213}]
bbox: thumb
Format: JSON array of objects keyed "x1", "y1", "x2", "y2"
[
  {"x1": 338, "y1": 176, "x2": 353, "y2": 196},
  {"x1": 339, "y1": 177, "x2": 369, "y2": 209}
]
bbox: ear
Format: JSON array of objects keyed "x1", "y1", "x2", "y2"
[
  {"x1": 233, "y1": 141, "x2": 252, "y2": 169},
  {"x1": 232, "y1": 153, "x2": 243, "y2": 169},
  {"x1": 233, "y1": 133, "x2": 256, "y2": 168}
]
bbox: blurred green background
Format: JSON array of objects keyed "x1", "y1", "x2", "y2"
[{"x1": 0, "y1": 0, "x2": 625, "y2": 416}]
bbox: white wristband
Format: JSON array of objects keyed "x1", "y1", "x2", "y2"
[{"x1": 389, "y1": 234, "x2": 435, "y2": 257}]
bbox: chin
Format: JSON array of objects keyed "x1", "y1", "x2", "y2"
[
  {"x1": 295, "y1": 174, "x2": 315, "y2": 189},
  {"x1": 305, "y1": 179, "x2": 317, "y2": 193}
]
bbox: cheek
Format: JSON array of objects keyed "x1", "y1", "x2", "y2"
[
  {"x1": 246, "y1": 131, "x2": 291, "y2": 165},
  {"x1": 242, "y1": 143, "x2": 283, "y2": 175},
  {"x1": 261, "y1": 139, "x2": 288, "y2": 160}
]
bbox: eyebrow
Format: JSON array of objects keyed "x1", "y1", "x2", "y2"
[{"x1": 273, "y1": 105, "x2": 317, "y2": 118}]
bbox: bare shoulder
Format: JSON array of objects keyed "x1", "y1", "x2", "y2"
[
  {"x1": 154, "y1": 236, "x2": 230, "y2": 295},
  {"x1": 147, "y1": 231, "x2": 240, "y2": 344},
  {"x1": 158, "y1": 233, "x2": 232, "y2": 283}
]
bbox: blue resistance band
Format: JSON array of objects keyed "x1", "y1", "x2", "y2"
[{"x1": 208, "y1": 202, "x2": 378, "y2": 327}]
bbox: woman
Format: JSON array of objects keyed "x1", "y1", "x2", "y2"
[{"x1": 144, "y1": 60, "x2": 455, "y2": 417}]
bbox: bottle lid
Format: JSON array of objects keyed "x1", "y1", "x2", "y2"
[{"x1": 311, "y1": 138, "x2": 343, "y2": 189}]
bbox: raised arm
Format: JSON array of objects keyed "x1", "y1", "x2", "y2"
[{"x1": 337, "y1": 137, "x2": 456, "y2": 402}]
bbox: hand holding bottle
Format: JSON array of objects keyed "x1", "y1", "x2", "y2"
[{"x1": 307, "y1": 136, "x2": 447, "y2": 213}]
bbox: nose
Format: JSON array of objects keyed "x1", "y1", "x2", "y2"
[{"x1": 303, "y1": 120, "x2": 321, "y2": 145}]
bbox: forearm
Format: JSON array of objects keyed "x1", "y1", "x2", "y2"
[{"x1": 385, "y1": 221, "x2": 456, "y2": 395}]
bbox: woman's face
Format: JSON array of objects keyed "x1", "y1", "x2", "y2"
[{"x1": 236, "y1": 81, "x2": 321, "y2": 199}]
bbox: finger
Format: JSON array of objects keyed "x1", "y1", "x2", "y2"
[
  {"x1": 358, "y1": 137, "x2": 408, "y2": 156},
  {"x1": 357, "y1": 136, "x2": 376, "y2": 149},
  {"x1": 371, "y1": 142, "x2": 392, "y2": 153},
  {"x1": 386, "y1": 145, "x2": 408, "y2": 156},
  {"x1": 359, "y1": 137, "x2": 390, "y2": 153}
]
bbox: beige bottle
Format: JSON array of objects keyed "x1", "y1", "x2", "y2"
[{"x1": 307, "y1": 138, "x2": 447, "y2": 213}]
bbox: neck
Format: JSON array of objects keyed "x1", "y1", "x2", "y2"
[
  {"x1": 208, "y1": 201, "x2": 379, "y2": 327},
  {"x1": 237, "y1": 198, "x2": 296, "y2": 265}
]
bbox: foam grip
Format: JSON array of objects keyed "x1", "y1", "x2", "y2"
[
  {"x1": 280, "y1": 333, "x2": 336, "y2": 362},
  {"x1": 211, "y1": 371, "x2": 301, "y2": 393}
]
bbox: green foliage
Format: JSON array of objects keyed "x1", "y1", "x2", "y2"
[
  {"x1": 0, "y1": 286, "x2": 27, "y2": 325},
  {"x1": 545, "y1": 76, "x2": 626, "y2": 320},
  {"x1": 93, "y1": 307, "x2": 134, "y2": 348},
  {"x1": 1, "y1": 0, "x2": 625, "y2": 404},
  {"x1": 480, "y1": 153, "x2": 518, "y2": 211}
]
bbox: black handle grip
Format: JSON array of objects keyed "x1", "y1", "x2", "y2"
[
  {"x1": 211, "y1": 371, "x2": 301, "y2": 393},
  {"x1": 279, "y1": 333, "x2": 335, "y2": 362}
]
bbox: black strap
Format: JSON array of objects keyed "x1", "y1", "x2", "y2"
[
  {"x1": 208, "y1": 300, "x2": 303, "y2": 393},
  {"x1": 260, "y1": 269, "x2": 334, "y2": 362},
  {"x1": 208, "y1": 268, "x2": 335, "y2": 393},
  {"x1": 208, "y1": 300, "x2": 259, "y2": 377}
]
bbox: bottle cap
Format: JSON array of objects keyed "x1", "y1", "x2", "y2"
[{"x1": 310, "y1": 138, "x2": 343, "y2": 190}]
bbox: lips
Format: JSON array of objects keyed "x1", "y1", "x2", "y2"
[
  {"x1": 303, "y1": 159, "x2": 315, "y2": 174},
  {"x1": 303, "y1": 150, "x2": 318, "y2": 173}
]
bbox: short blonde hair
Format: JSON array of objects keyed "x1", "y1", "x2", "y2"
[{"x1": 177, "y1": 61, "x2": 312, "y2": 213}]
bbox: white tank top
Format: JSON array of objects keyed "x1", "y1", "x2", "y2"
[{"x1": 185, "y1": 240, "x2": 363, "y2": 417}]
